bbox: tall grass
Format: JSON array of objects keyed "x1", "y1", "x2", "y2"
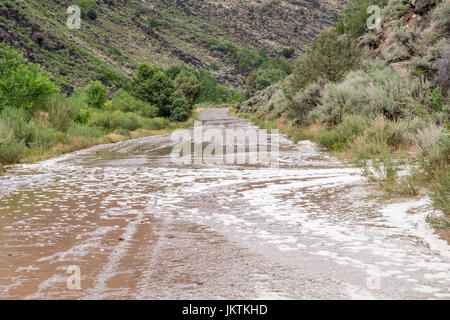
[
  {"x1": 430, "y1": 170, "x2": 450, "y2": 217},
  {"x1": 0, "y1": 117, "x2": 25, "y2": 164}
]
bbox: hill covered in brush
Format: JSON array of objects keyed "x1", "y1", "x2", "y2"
[
  {"x1": 236, "y1": 0, "x2": 449, "y2": 228},
  {"x1": 0, "y1": 0, "x2": 345, "y2": 92}
]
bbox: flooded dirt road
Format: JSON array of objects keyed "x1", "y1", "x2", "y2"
[{"x1": 0, "y1": 108, "x2": 449, "y2": 299}]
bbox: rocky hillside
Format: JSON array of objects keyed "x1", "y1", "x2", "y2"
[
  {"x1": 361, "y1": 0, "x2": 449, "y2": 95},
  {"x1": 235, "y1": 0, "x2": 449, "y2": 226},
  {"x1": 0, "y1": 0, "x2": 346, "y2": 92},
  {"x1": 239, "y1": 0, "x2": 449, "y2": 114}
]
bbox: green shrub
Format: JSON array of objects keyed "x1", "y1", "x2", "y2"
[
  {"x1": 28, "y1": 123, "x2": 67, "y2": 149},
  {"x1": 106, "y1": 46, "x2": 122, "y2": 57},
  {"x1": 392, "y1": 26, "x2": 419, "y2": 56},
  {"x1": 363, "y1": 148, "x2": 400, "y2": 184},
  {"x1": 432, "y1": 1, "x2": 450, "y2": 34},
  {"x1": 148, "y1": 17, "x2": 160, "y2": 29},
  {"x1": 170, "y1": 107, "x2": 190, "y2": 122},
  {"x1": 434, "y1": 44, "x2": 450, "y2": 94},
  {"x1": 87, "y1": 8, "x2": 97, "y2": 20},
  {"x1": 66, "y1": 88, "x2": 87, "y2": 114},
  {"x1": 246, "y1": 67, "x2": 286, "y2": 98},
  {"x1": 140, "y1": 117, "x2": 169, "y2": 130},
  {"x1": 384, "y1": 46, "x2": 410, "y2": 63},
  {"x1": 361, "y1": 148, "x2": 420, "y2": 196},
  {"x1": 90, "y1": 111, "x2": 142, "y2": 131},
  {"x1": 110, "y1": 111, "x2": 141, "y2": 131},
  {"x1": 165, "y1": 64, "x2": 227, "y2": 104},
  {"x1": 338, "y1": 114, "x2": 371, "y2": 138},
  {"x1": 174, "y1": 70, "x2": 200, "y2": 104},
  {"x1": 411, "y1": 39, "x2": 447, "y2": 76},
  {"x1": 165, "y1": 64, "x2": 185, "y2": 80},
  {"x1": 317, "y1": 115, "x2": 370, "y2": 151},
  {"x1": 0, "y1": 107, "x2": 33, "y2": 145},
  {"x1": 383, "y1": 0, "x2": 411, "y2": 21},
  {"x1": 287, "y1": 79, "x2": 325, "y2": 125},
  {"x1": 195, "y1": 69, "x2": 223, "y2": 103},
  {"x1": 350, "y1": 116, "x2": 425, "y2": 163},
  {"x1": 75, "y1": 106, "x2": 94, "y2": 125},
  {"x1": 110, "y1": 89, "x2": 158, "y2": 118},
  {"x1": 317, "y1": 128, "x2": 349, "y2": 151},
  {"x1": 291, "y1": 30, "x2": 361, "y2": 92},
  {"x1": 0, "y1": 137, "x2": 24, "y2": 164},
  {"x1": 311, "y1": 62, "x2": 434, "y2": 126},
  {"x1": 430, "y1": 169, "x2": 450, "y2": 216},
  {"x1": 74, "y1": 0, "x2": 96, "y2": 16},
  {"x1": 139, "y1": 104, "x2": 159, "y2": 118},
  {"x1": 84, "y1": 81, "x2": 107, "y2": 109},
  {"x1": 95, "y1": 67, "x2": 127, "y2": 86},
  {"x1": 45, "y1": 95, "x2": 75, "y2": 132},
  {"x1": 89, "y1": 111, "x2": 111, "y2": 129},
  {"x1": 0, "y1": 44, "x2": 60, "y2": 113},
  {"x1": 415, "y1": 125, "x2": 449, "y2": 177},
  {"x1": 281, "y1": 47, "x2": 295, "y2": 58},
  {"x1": 170, "y1": 98, "x2": 192, "y2": 122},
  {"x1": 430, "y1": 87, "x2": 444, "y2": 112},
  {"x1": 89, "y1": 110, "x2": 142, "y2": 131},
  {"x1": 362, "y1": 116, "x2": 419, "y2": 148},
  {"x1": 0, "y1": 116, "x2": 25, "y2": 164}
]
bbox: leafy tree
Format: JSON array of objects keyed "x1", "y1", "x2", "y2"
[
  {"x1": 131, "y1": 63, "x2": 177, "y2": 117},
  {"x1": 246, "y1": 67, "x2": 286, "y2": 98},
  {"x1": 0, "y1": 45, "x2": 59, "y2": 113},
  {"x1": 84, "y1": 80, "x2": 107, "y2": 109},
  {"x1": 174, "y1": 70, "x2": 201, "y2": 104},
  {"x1": 291, "y1": 30, "x2": 361, "y2": 92},
  {"x1": 195, "y1": 69, "x2": 222, "y2": 103},
  {"x1": 165, "y1": 64, "x2": 185, "y2": 80},
  {"x1": 170, "y1": 98, "x2": 191, "y2": 122}
]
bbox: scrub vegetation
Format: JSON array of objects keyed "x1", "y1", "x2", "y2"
[
  {"x1": 0, "y1": 44, "x2": 233, "y2": 169},
  {"x1": 236, "y1": 0, "x2": 449, "y2": 227}
]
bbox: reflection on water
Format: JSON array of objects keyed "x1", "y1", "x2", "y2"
[{"x1": 0, "y1": 108, "x2": 448, "y2": 300}]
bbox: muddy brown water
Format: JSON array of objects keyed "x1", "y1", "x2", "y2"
[{"x1": 0, "y1": 108, "x2": 449, "y2": 299}]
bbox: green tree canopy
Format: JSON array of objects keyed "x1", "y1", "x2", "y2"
[
  {"x1": 132, "y1": 63, "x2": 177, "y2": 117},
  {"x1": 0, "y1": 45, "x2": 59, "y2": 113},
  {"x1": 84, "y1": 80, "x2": 107, "y2": 109},
  {"x1": 291, "y1": 30, "x2": 361, "y2": 92}
]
